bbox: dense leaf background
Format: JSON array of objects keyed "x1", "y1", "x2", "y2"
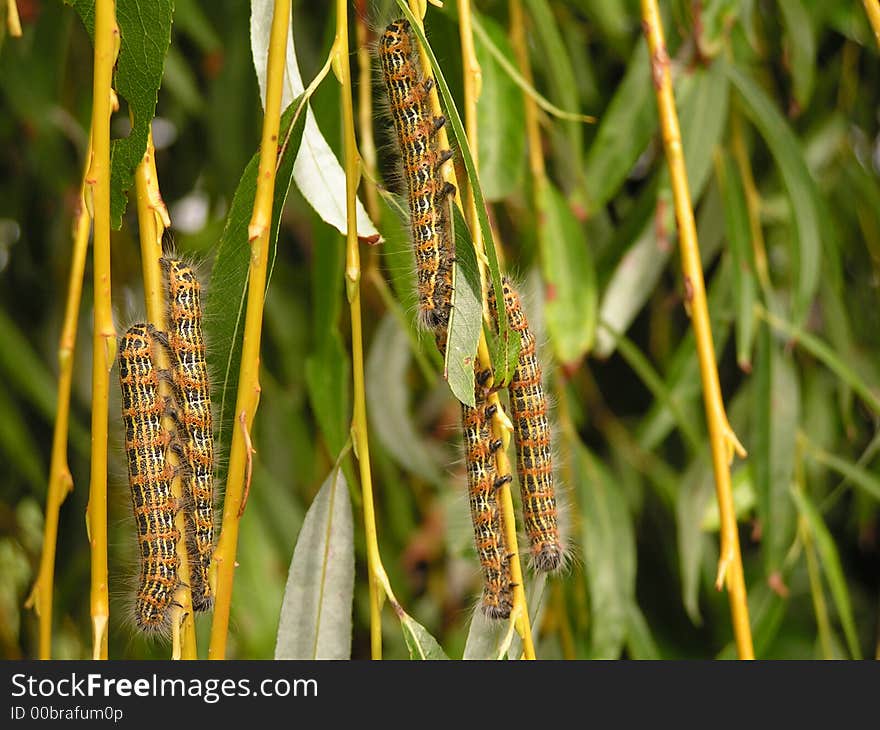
[{"x1": 1, "y1": 0, "x2": 879, "y2": 659}]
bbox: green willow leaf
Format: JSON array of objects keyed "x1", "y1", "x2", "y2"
[
  {"x1": 537, "y1": 180, "x2": 596, "y2": 364},
  {"x1": 715, "y1": 149, "x2": 757, "y2": 369},
  {"x1": 366, "y1": 315, "x2": 448, "y2": 489},
  {"x1": 778, "y1": 0, "x2": 817, "y2": 111},
  {"x1": 399, "y1": 611, "x2": 450, "y2": 660},
  {"x1": 583, "y1": 40, "x2": 655, "y2": 215},
  {"x1": 791, "y1": 488, "x2": 862, "y2": 659},
  {"x1": 726, "y1": 62, "x2": 822, "y2": 325},
  {"x1": 574, "y1": 441, "x2": 636, "y2": 658},
  {"x1": 474, "y1": 12, "x2": 526, "y2": 201},
  {"x1": 205, "y1": 97, "x2": 307, "y2": 479},
  {"x1": 753, "y1": 330, "x2": 799, "y2": 574},
  {"x1": 275, "y1": 461, "x2": 354, "y2": 659},
  {"x1": 67, "y1": 0, "x2": 175, "y2": 228},
  {"x1": 443, "y1": 204, "x2": 482, "y2": 408}
]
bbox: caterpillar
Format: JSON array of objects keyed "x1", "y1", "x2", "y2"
[
  {"x1": 489, "y1": 278, "x2": 563, "y2": 573},
  {"x1": 378, "y1": 17, "x2": 456, "y2": 331},
  {"x1": 156, "y1": 257, "x2": 215, "y2": 613},
  {"x1": 462, "y1": 385, "x2": 515, "y2": 619},
  {"x1": 435, "y1": 324, "x2": 513, "y2": 617},
  {"x1": 118, "y1": 323, "x2": 181, "y2": 632}
]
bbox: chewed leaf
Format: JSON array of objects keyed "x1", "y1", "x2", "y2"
[
  {"x1": 67, "y1": 0, "x2": 175, "y2": 229},
  {"x1": 275, "y1": 462, "x2": 354, "y2": 659},
  {"x1": 250, "y1": 0, "x2": 379, "y2": 240}
]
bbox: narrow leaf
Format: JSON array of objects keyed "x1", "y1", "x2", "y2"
[
  {"x1": 398, "y1": 611, "x2": 450, "y2": 660},
  {"x1": 474, "y1": 12, "x2": 526, "y2": 201},
  {"x1": 443, "y1": 204, "x2": 482, "y2": 408},
  {"x1": 366, "y1": 314, "x2": 449, "y2": 488},
  {"x1": 275, "y1": 463, "x2": 354, "y2": 659},
  {"x1": 583, "y1": 40, "x2": 655, "y2": 214},
  {"x1": 778, "y1": 0, "x2": 816, "y2": 111},
  {"x1": 715, "y1": 149, "x2": 757, "y2": 369},
  {"x1": 790, "y1": 488, "x2": 862, "y2": 659},
  {"x1": 753, "y1": 332, "x2": 799, "y2": 573},
  {"x1": 726, "y1": 62, "x2": 822, "y2": 324},
  {"x1": 574, "y1": 441, "x2": 636, "y2": 658},
  {"x1": 537, "y1": 179, "x2": 596, "y2": 364}
]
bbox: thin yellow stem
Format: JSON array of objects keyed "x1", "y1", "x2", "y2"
[
  {"x1": 511, "y1": 0, "x2": 545, "y2": 183},
  {"x1": 338, "y1": 0, "x2": 389, "y2": 660},
  {"x1": 208, "y1": 0, "x2": 290, "y2": 660},
  {"x1": 355, "y1": 1, "x2": 380, "y2": 226},
  {"x1": 863, "y1": 0, "x2": 880, "y2": 48},
  {"x1": 6, "y1": 0, "x2": 21, "y2": 36},
  {"x1": 84, "y1": 0, "x2": 118, "y2": 661},
  {"x1": 25, "y1": 136, "x2": 93, "y2": 660},
  {"x1": 458, "y1": 0, "x2": 484, "y2": 272},
  {"x1": 133, "y1": 130, "x2": 197, "y2": 659},
  {"x1": 640, "y1": 0, "x2": 753, "y2": 660}
]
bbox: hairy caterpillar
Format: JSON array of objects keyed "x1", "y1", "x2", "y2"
[
  {"x1": 489, "y1": 278, "x2": 563, "y2": 572},
  {"x1": 378, "y1": 17, "x2": 456, "y2": 331},
  {"x1": 435, "y1": 324, "x2": 513, "y2": 616},
  {"x1": 156, "y1": 257, "x2": 215, "y2": 612},
  {"x1": 118, "y1": 323, "x2": 181, "y2": 631},
  {"x1": 462, "y1": 385, "x2": 515, "y2": 619}
]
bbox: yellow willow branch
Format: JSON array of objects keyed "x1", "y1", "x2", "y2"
[
  {"x1": 337, "y1": 0, "x2": 391, "y2": 660},
  {"x1": 84, "y1": 0, "x2": 118, "y2": 661},
  {"x1": 133, "y1": 130, "x2": 197, "y2": 660},
  {"x1": 863, "y1": 0, "x2": 880, "y2": 48},
  {"x1": 25, "y1": 137, "x2": 93, "y2": 660},
  {"x1": 7, "y1": 0, "x2": 21, "y2": 36},
  {"x1": 640, "y1": 0, "x2": 753, "y2": 659},
  {"x1": 208, "y1": 0, "x2": 290, "y2": 660},
  {"x1": 354, "y1": 0, "x2": 380, "y2": 225}
]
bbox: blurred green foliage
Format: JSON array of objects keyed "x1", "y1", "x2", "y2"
[{"x1": 1, "y1": 0, "x2": 879, "y2": 659}]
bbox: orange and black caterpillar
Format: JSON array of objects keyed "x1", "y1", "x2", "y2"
[
  {"x1": 436, "y1": 326, "x2": 513, "y2": 617},
  {"x1": 118, "y1": 323, "x2": 181, "y2": 632},
  {"x1": 489, "y1": 279, "x2": 563, "y2": 572},
  {"x1": 156, "y1": 257, "x2": 215, "y2": 613},
  {"x1": 378, "y1": 18, "x2": 455, "y2": 331},
  {"x1": 462, "y1": 375, "x2": 515, "y2": 619}
]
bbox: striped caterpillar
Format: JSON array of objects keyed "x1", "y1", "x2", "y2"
[
  {"x1": 118, "y1": 323, "x2": 181, "y2": 632},
  {"x1": 489, "y1": 278, "x2": 563, "y2": 573},
  {"x1": 155, "y1": 257, "x2": 215, "y2": 613},
  {"x1": 436, "y1": 327, "x2": 513, "y2": 618},
  {"x1": 462, "y1": 378, "x2": 515, "y2": 619},
  {"x1": 378, "y1": 18, "x2": 456, "y2": 331}
]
